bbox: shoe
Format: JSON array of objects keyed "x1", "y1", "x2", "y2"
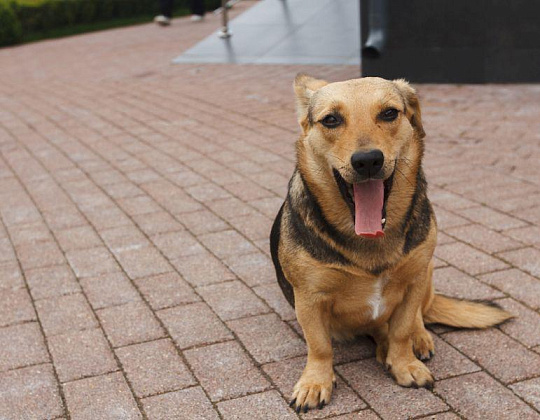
[
  {"x1": 190, "y1": 14, "x2": 204, "y2": 22},
  {"x1": 154, "y1": 15, "x2": 171, "y2": 26}
]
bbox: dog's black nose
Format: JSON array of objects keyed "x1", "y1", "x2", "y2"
[{"x1": 351, "y1": 149, "x2": 384, "y2": 177}]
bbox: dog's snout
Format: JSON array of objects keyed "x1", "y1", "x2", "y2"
[{"x1": 351, "y1": 149, "x2": 384, "y2": 178}]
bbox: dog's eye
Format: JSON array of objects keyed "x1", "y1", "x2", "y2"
[
  {"x1": 321, "y1": 114, "x2": 342, "y2": 128},
  {"x1": 379, "y1": 108, "x2": 399, "y2": 122}
]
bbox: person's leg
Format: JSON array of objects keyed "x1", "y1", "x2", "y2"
[
  {"x1": 160, "y1": 0, "x2": 174, "y2": 18},
  {"x1": 189, "y1": 0, "x2": 205, "y2": 16}
]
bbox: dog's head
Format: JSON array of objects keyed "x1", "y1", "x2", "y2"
[{"x1": 294, "y1": 74, "x2": 425, "y2": 238}]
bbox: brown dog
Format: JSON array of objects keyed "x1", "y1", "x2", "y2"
[{"x1": 270, "y1": 75, "x2": 512, "y2": 413}]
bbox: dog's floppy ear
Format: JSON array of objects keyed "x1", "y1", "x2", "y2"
[
  {"x1": 393, "y1": 79, "x2": 425, "y2": 139},
  {"x1": 294, "y1": 73, "x2": 328, "y2": 133}
]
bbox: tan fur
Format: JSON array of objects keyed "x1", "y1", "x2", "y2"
[
  {"x1": 275, "y1": 75, "x2": 513, "y2": 412},
  {"x1": 424, "y1": 295, "x2": 514, "y2": 328}
]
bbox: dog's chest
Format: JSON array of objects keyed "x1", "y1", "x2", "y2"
[{"x1": 364, "y1": 275, "x2": 391, "y2": 320}]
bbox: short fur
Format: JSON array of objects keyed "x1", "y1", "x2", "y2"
[{"x1": 270, "y1": 75, "x2": 513, "y2": 413}]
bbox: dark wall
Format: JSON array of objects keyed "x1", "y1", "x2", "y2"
[{"x1": 361, "y1": 0, "x2": 540, "y2": 83}]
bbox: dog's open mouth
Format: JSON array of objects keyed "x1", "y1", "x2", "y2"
[{"x1": 333, "y1": 169, "x2": 394, "y2": 239}]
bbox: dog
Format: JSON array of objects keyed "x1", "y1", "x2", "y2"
[{"x1": 270, "y1": 74, "x2": 512, "y2": 413}]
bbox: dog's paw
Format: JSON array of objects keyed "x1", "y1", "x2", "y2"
[
  {"x1": 388, "y1": 359, "x2": 434, "y2": 389},
  {"x1": 289, "y1": 371, "x2": 336, "y2": 413},
  {"x1": 412, "y1": 329, "x2": 435, "y2": 361}
]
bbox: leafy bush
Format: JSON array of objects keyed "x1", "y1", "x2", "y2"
[
  {"x1": 0, "y1": 1, "x2": 22, "y2": 46},
  {"x1": 0, "y1": 0, "x2": 222, "y2": 47}
]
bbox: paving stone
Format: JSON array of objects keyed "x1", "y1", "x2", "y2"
[
  {"x1": 479, "y1": 268, "x2": 540, "y2": 310},
  {"x1": 66, "y1": 246, "x2": 120, "y2": 278},
  {"x1": 0, "y1": 364, "x2": 64, "y2": 419},
  {"x1": 435, "y1": 242, "x2": 509, "y2": 275},
  {"x1": 36, "y1": 293, "x2": 98, "y2": 336},
  {"x1": 432, "y1": 266, "x2": 503, "y2": 300},
  {"x1": 426, "y1": 335, "x2": 481, "y2": 380},
  {"x1": 9, "y1": 222, "x2": 52, "y2": 246},
  {"x1": 133, "y1": 211, "x2": 184, "y2": 236},
  {"x1": 337, "y1": 358, "x2": 448, "y2": 420},
  {"x1": 64, "y1": 372, "x2": 142, "y2": 420},
  {"x1": 224, "y1": 251, "x2": 276, "y2": 286},
  {"x1": 199, "y1": 229, "x2": 258, "y2": 258},
  {"x1": 113, "y1": 246, "x2": 172, "y2": 279},
  {"x1": 142, "y1": 387, "x2": 219, "y2": 420},
  {"x1": 432, "y1": 207, "x2": 471, "y2": 230},
  {"x1": 443, "y1": 328, "x2": 540, "y2": 383},
  {"x1": 99, "y1": 225, "x2": 150, "y2": 252},
  {"x1": 218, "y1": 390, "x2": 297, "y2": 420},
  {"x1": 151, "y1": 230, "x2": 205, "y2": 259},
  {"x1": 157, "y1": 302, "x2": 232, "y2": 349},
  {"x1": 263, "y1": 356, "x2": 366, "y2": 418},
  {"x1": 228, "y1": 313, "x2": 306, "y2": 364},
  {"x1": 498, "y1": 247, "x2": 540, "y2": 277},
  {"x1": 55, "y1": 225, "x2": 102, "y2": 251},
  {"x1": 509, "y1": 377, "x2": 540, "y2": 412},
  {"x1": 43, "y1": 207, "x2": 87, "y2": 230},
  {"x1": 0, "y1": 322, "x2": 49, "y2": 372},
  {"x1": 197, "y1": 280, "x2": 269, "y2": 321},
  {"x1": 456, "y1": 206, "x2": 528, "y2": 231},
  {"x1": 445, "y1": 224, "x2": 522, "y2": 254},
  {"x1": 135, "y1": 271, "x2": 199, "y2": 310},
  {"x1": 173, "y1": 251, "x2": 236, "y2": 287},
  {"x1": 184, "y1": 341, "x2": 270, "y2": 402},
  {"x1": 250, "y1": 196, "x2": 285, "y2": 219},
  {"x1": 497, "y1": 298, "x2": 540, "y2": 348},
  {"x1": 0, "y1": 288, "x2": 36, "y2": 327},
  {"x1": 503, "y1": 225, "x2": 540, "y2": 248},
  {"x1": 185, "y1": 182, "x2": 232, "y2": 202},
  {"x1": 97, "y1": 302, "x2": 165, "y2": 347},
  {"x1": 179, "y1": 209, "x2": 228, "y2": 235},
  {"x1": 437, "y1": 372, "x2": 537, "y2": 419},
  {"x1": 102, "y1": 181, "x2": 144, "y2": 199},
  {"x1": 416, "y1": 413, "x2": 460, "y2": 420},
  {"x1": 0, "y1": 262, "x2": 24, "y2": 289},
  {"x1": 81, "y1": 271, "x2": 141, "y2": 309},
  {"x1": 48, "y1": 328, "x2": 118, "y2": 382},
  {"x1": 116, "y1": 339, "x2": 195, "y2": 398},
  {"x1": 253, "y1": 281, "x2": 296, "y2": 321},
  {"x1": 228, "y1": 212, "x2": 273, "y2": 241},
  {"x1": 117, "y1": 195, "x2": 161, "y2": 216},
  {"x1": 26, "y1": 264, "x2": 81, "y2": 300},
  {"x1": 330, "y1": 410, "x2": 383, "y2": 420},
  {"x1": 16, "y1": 241, "x2": 65, "y2": 270}
]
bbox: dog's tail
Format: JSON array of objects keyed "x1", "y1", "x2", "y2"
[{"x1": 424, "y1": 294, "x2": 513, "y2": 328}]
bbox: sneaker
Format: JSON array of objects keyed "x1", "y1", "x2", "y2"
[
  {"x1": 190, "y1": 14, "x2": 204, "y2": 22},
  {"x1": 154, "y1": 15, "x2": 171, "y2": 26}
]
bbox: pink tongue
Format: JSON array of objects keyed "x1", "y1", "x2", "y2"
[{"x1": 353, "y1": 180, "x2": 384, "y2": 238}]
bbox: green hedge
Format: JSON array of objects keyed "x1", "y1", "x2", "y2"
[
  {"x1": 0, "y1": 1, "x2": 21, "y2": 46},
  {"x1": 0, "y1": 0, "x2": 221, "y2": 47}
]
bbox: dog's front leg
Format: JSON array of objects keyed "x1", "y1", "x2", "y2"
[
  {"x1": 385, "y1": 269, "x2": 434, "y2": 389},
  {"x1": 291, "y1": 294, "x2": 335, "y2": 413}
]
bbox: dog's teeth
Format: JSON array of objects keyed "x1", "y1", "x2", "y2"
[{"x1": 381, "y1": 218, "x2": 386, "y2": 224}]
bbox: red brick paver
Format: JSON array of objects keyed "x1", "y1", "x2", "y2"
[{"x1": 1, "y1": 2, "x2": 539, "y2": 418}]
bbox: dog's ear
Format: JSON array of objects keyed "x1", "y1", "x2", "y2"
[
  {"x1": 294, "y1": 73, "x2": 328, "y2": 133},
  {"x1": 393, "y1": 79, "x2": 425, "y2": 139}
]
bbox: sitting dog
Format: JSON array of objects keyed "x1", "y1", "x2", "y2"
[{"x1": 270, "y1": 74, "x2": 512, "y2": 413}]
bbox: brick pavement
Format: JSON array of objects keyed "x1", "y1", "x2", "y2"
[{"x1": 1, "y1": 2, "x2": 540, "y2": 419}]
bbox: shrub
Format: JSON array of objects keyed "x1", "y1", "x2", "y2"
[
  {"x1": 0, "y1": 1, "x2": 22, "y2": 46},
  {"x1": 0, "y1": 0, "x2": 223, "y2": 47}
]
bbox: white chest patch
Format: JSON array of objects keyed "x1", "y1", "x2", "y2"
[{"x1": 368, "y1": 278, "x2": 386, "y2": 320}]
